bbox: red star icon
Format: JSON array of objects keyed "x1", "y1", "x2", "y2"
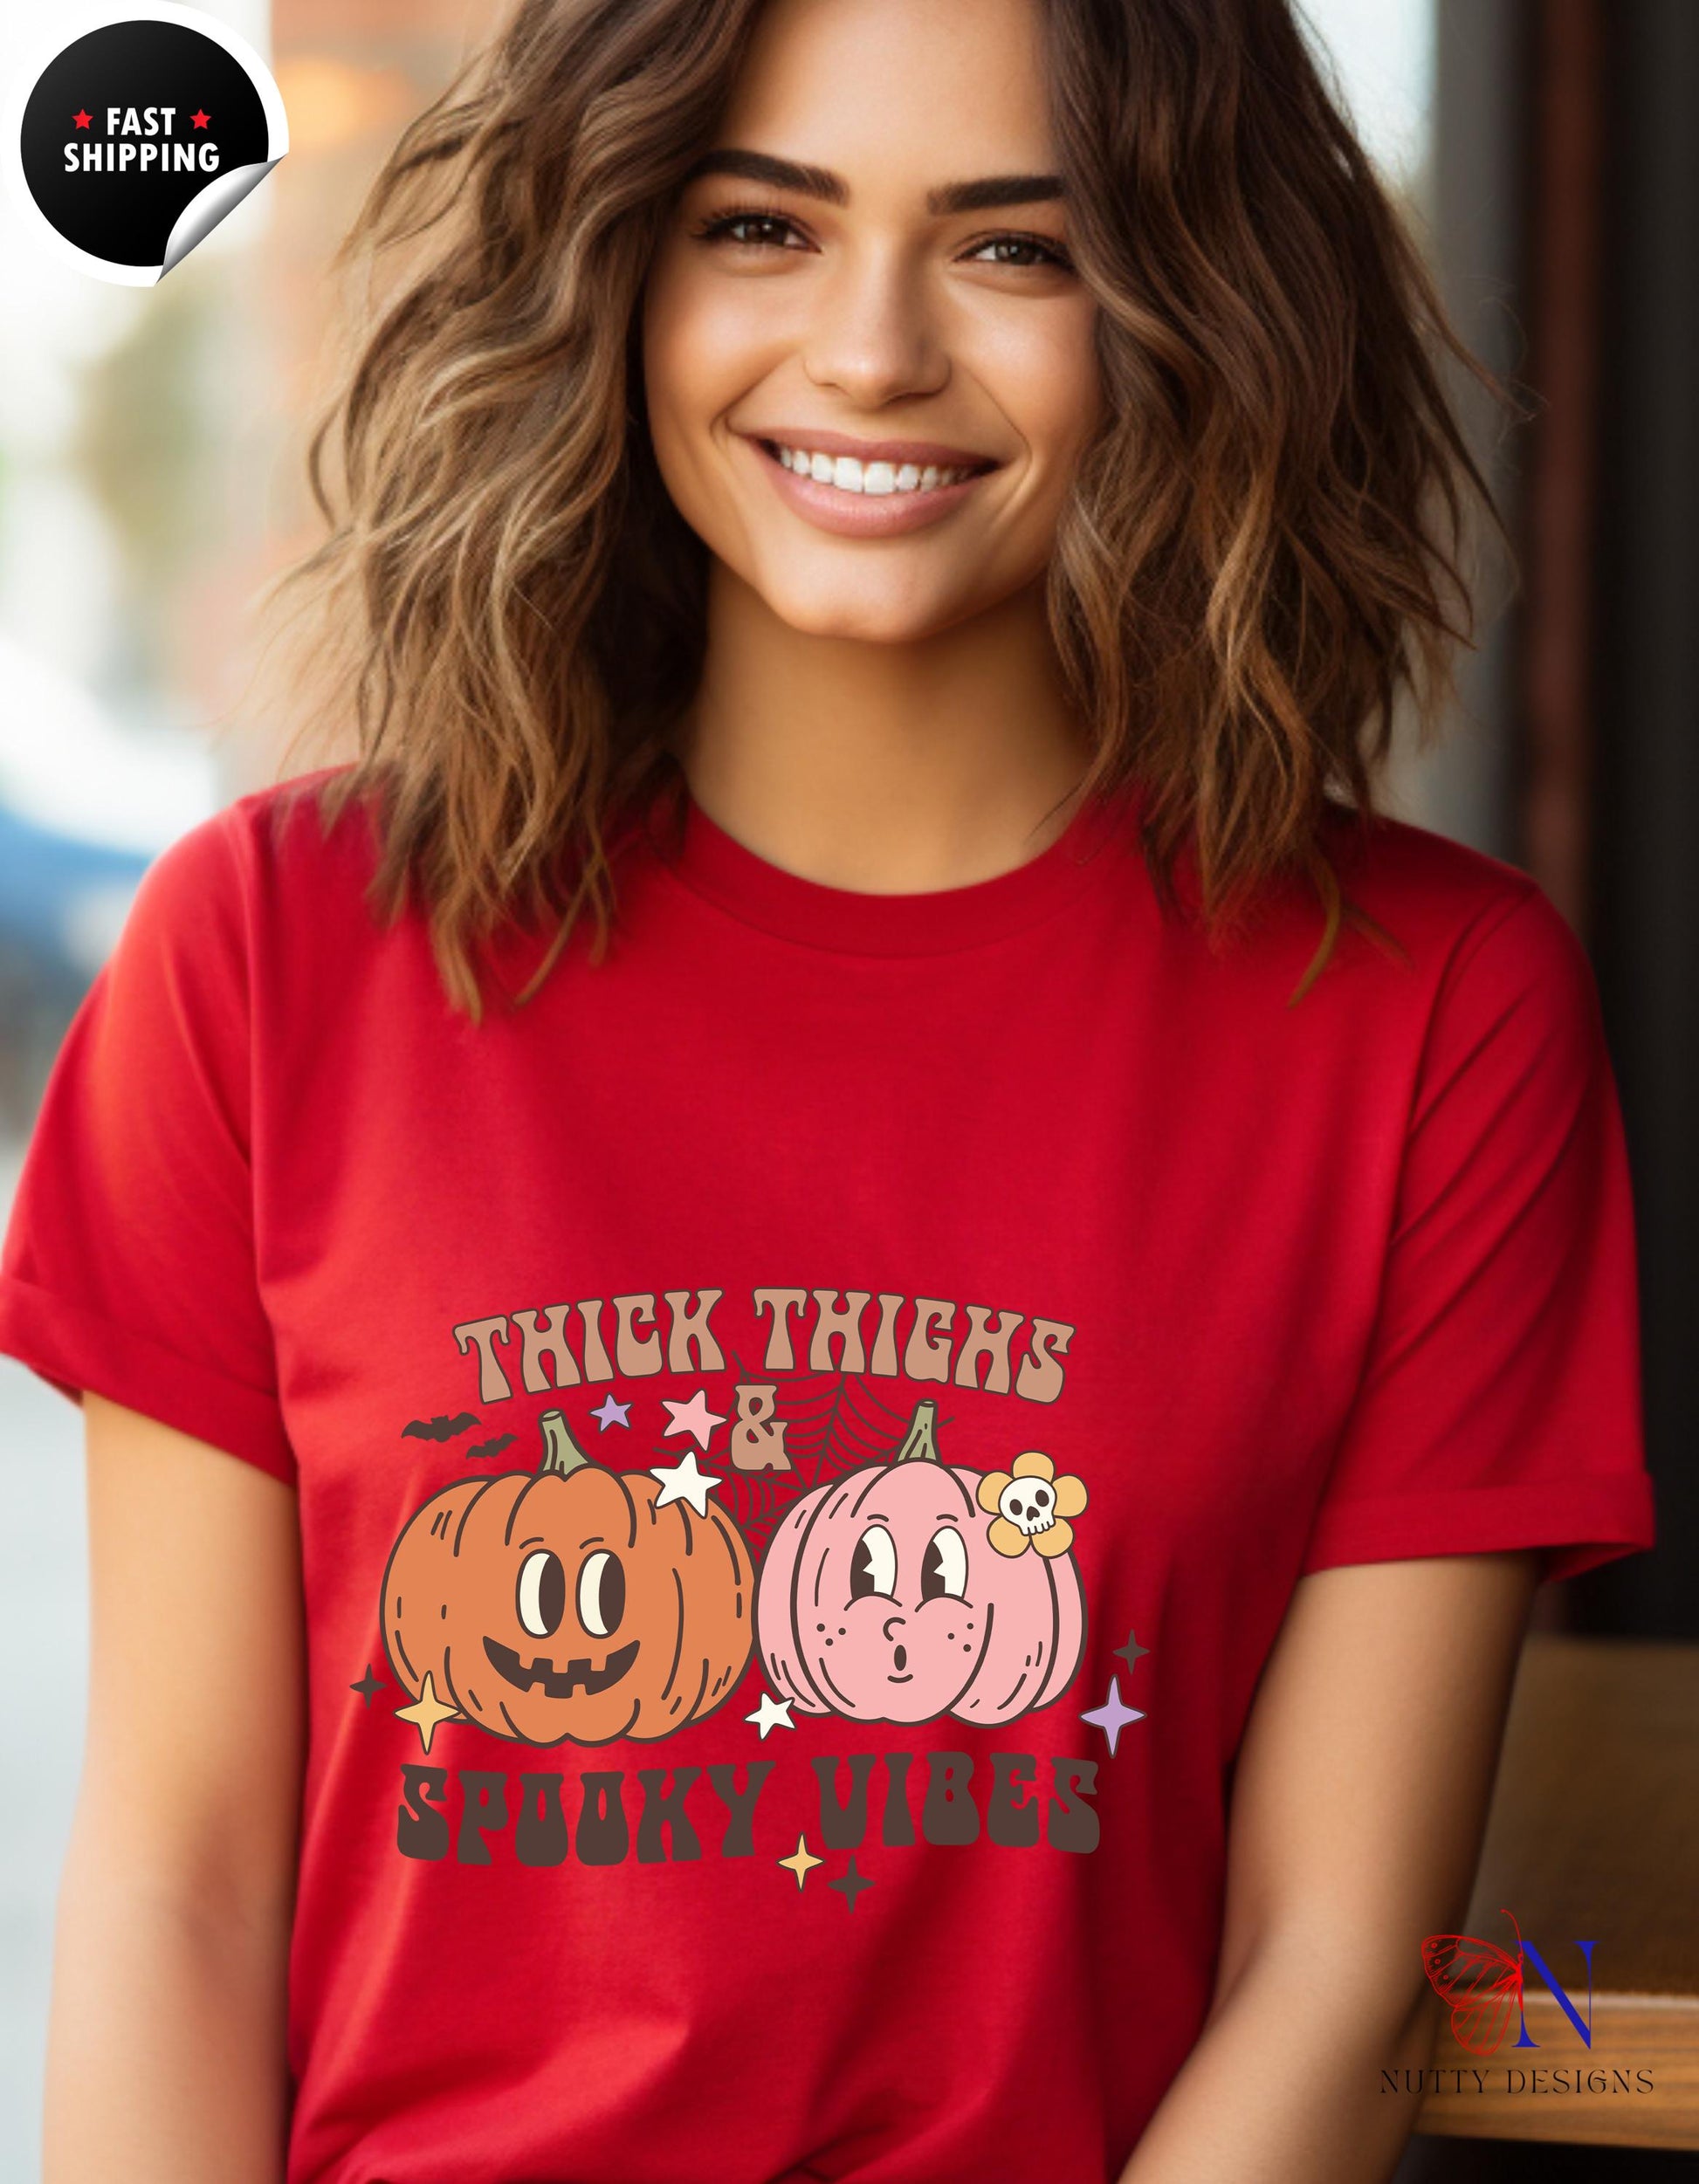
[
  {"x1": 72, "y1": 109, "x2": 92, "y2": 128},
  {"x1": 190, "y1": 108, "x2": 210, "y2": 128}
]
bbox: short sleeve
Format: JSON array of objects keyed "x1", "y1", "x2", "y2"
[
  {"x1": 1301, "y1": 883, "x2": 1654, "y2": 1583},
  {"x1": 0, "y1": 808, "x2": 295, "y2": 1485}
]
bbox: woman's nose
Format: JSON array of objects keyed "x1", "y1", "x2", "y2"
[
  {"x1": 882, "y1": 1612, "x2": 906, "y2": 1643},
  {"x1": 802, "y1": 251, "x2": 946, "y2": 409}
]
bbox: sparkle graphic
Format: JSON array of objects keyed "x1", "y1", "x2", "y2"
[
  {"x1": 746, "y1": 1691, "x2": 795, "y2": 1740},
  {"x1": 1113, "y1": 1629, "x2": 1151, "y2": 1672},
  {"x1": 662, "y1": 1388, "x2": 727, "y2": 1452},
  {"x1": 395, "y1": 1669, "x2": 462, "y2": 1754},
  {"x1": 591, "y1": 1392, "x2": 631, "y2": 1431},
  {"x1": 778, "y1": 1834, "x2": 823, "y2": 1890},
  {"x1": 829, "y1": 1854, "x2": 875, "y2": 1911},
  {"x1": 649, "y1": 1447, "x2": 722, "y2": 1516},
  {"x1": 1080, "y1": 1674, "x2": 1145, "y2": 1757},
  {"x1": 349, "y1": 1663, "x2": 385, "y2": 1706}
]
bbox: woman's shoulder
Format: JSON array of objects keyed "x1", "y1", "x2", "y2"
[
  {"x1": 1309, "y1": 800, "x2": 1603, "y2": 1061},
  {"x1": 1316, "y1": 797, "x2": 1578, "y2": 976}
]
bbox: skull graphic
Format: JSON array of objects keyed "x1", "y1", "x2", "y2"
[
  {"x1": 977, "y1": 1450, "x2": 1088, "y2": 1559},
  {"x1": 997, "y1": 1475, "x2": 1056, "y2": 1536}
]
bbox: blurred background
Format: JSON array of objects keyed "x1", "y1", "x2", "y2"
[{"x1": 0, "y1": 0, "x2": 1694, "y2": 2176}]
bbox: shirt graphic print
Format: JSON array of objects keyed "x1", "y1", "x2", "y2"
[{"x1": 378, "y1": 1290, "x2": 1122, "y2": 1879}]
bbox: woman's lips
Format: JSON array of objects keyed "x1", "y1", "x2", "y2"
[{"x1": 742, "y1": 434, "x2": 997, "y2": 539}]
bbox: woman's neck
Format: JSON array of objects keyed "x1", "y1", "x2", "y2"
[{"x1": 671, "y1": 564, "x2": 1097, "y2": 894}]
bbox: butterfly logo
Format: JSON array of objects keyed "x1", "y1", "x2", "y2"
[{"x1": 1420, "y1": 1906, "x2": 1525, "y2": 2056}]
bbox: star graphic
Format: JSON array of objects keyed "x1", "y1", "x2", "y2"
[
  {"x1": 72, "y1": 109, "x2": 92, "y2": 129},
  {"x1": 746, "y1": 1690, "x2": 794, "y2": 1740},
  {"x1": 349, "y1": 1663, "x2": 385, "y2": 1706},
  {"x1": 190, "y1": 109, "x2": 210, "y2": 128},
  {"x1": 394, "y1": 1668, "x2": 462, "y2": 1753},
  {"x1": 1081, "y1": 1673, "x2": 1146, "y2": 1758},
  {"x1": 591, "y1": 1392, "x2": 631, "y2": 1430},
  {"x1": 778, "y1": 1833, "x2": 823, "y2": 1891},
  {"x1": 650, "y1": 1447, "x2": 722, "y2": 1516},
  {"x1": 662, "y1": 1388, "x2": 726, "y2": 1452},
  {"x1": 1113, "y1": 1629, "x2": 1151, "y2": 1673},
  {"x1": 829, "y1": 1854, "x2": 875, "y2": 1910}
]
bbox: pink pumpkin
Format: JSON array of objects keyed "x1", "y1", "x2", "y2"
[{"x1": 756, "y1": 1400, "x2": 1086, "y2": 1727}]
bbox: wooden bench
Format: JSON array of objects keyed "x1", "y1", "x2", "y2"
[{"x1": 1416, "y1": 1634, "x2": 1699, "y2": 2151}]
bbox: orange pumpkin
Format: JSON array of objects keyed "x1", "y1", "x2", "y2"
[{"x1": 381, "y1": 1408, "x2": 754, "y2": 1746}]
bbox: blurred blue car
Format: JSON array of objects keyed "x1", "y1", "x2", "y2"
[{"x1": 0, "y1": 798, "x2": 149, "y2": 993}]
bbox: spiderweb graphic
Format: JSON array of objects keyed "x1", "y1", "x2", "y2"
[{"x1": 702, "y1": 1345, "x2": 956, "y2": 1556}]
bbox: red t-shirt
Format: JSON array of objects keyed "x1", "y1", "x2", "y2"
[{"x1": 0, "y1": 765, "x2": 1655, "y2": 2183}]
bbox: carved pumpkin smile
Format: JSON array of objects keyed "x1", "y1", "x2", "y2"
[{"x1": 483, "y1": 1634, "x2": 640, "y2": 1697}]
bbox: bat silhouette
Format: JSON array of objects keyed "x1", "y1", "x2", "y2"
[
  {"x1": 467, "y1": 1432, "x2": 517, "y2": 1463},
  {"x1": 1421, "y1": 1908, "x2": 1524, "y2": 2056},
  {"x1": 402, "y1": 1412, "x2": 481, "y2": 1443}
]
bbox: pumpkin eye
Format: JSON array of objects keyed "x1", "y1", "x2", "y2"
[
  {"x1": 920, "y1": 1525, "x2": 969, "y2": 1602},
  {"x1": 517, "y1": 1549, "x2": 566, "y2": 1638},
  {"x1": 849, "y1": 1524, "x2": 898, "y2": 1602},
  {"x1": 577, "y1": 1549, "x2": 626, "y2": 1639}
]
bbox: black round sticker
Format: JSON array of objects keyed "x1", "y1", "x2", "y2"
[{"x1": 3, "y1": 7, "x2": 287, "y2": 283}]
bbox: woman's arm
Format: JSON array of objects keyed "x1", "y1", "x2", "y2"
[
  {"x1": 1119, "y1": 1549, "x2": 1540, "y2": 2184},
  {"x1": 43, "y1": 1393, "x2": 305, "y2": 2183}
]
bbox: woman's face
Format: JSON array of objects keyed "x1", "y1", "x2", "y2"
[{"x1": 641, "y1": 0, "x2": 1103, "y2": 644}]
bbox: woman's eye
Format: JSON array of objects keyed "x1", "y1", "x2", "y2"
[
  {"x1": 693, "y1": 209, "x2": 801, "y2": 251},
  {"x1": 968, "y1": 233, "x2": 1074, "y2": 271}
]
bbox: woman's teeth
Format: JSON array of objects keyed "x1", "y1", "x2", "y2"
[{"x1": 773, "y1": 443, "x2": 983, "y2": 495}]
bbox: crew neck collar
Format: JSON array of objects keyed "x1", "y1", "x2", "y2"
[{"x1": 649, "y1": 779, "x2": 1140, "y2": 957}]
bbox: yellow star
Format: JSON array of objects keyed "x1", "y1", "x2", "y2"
[
  {"x1": 394, "y1": 1668, "x2": 463, "y2": 1753},
  {"x1": 777, "y1": 1832, "x2": 823, "y2": 1891}
]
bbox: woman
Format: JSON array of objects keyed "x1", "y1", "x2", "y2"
[{"x1": 0, "y1": 0, "x2": 1655, "y2": 2177}]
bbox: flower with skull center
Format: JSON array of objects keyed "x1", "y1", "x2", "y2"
[{"x1": 977, "y1": 1450, "x2": 1087, "y2": 1558}]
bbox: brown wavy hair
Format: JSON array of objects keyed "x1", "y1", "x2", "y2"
[{"x1": 269, "y1": 0, "x2": 1500, "y2": 1020}]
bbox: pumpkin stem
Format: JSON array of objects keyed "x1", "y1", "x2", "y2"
[
  {"x1": 538, "y1": 1407, "x2": 595, "y2": 1477},
  {"x1": 893, "y1": 1398, "x2": 941, "y2": 1464}
]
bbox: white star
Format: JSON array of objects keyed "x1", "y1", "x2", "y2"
[
  {"x1": 591, "y1": 1392, "x2": 630, "y2": 1430},
  {"x1": 662, "y1": 1388, "x2": 727, "y2": 1452},
  {"x1": 650, "y1": 1447, "x2": 723, "y2": 1515},
  {"x1": 746, "y1": 1690, "x2": 794, "y2": 1739}
]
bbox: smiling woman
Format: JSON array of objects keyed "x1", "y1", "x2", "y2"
[
  {"x1": 265, "y1": 0, "x2": 1492, "y2": 1002},
  {"x1": 0, "y1": 2, "x2": 1655, "y2": 2182}
]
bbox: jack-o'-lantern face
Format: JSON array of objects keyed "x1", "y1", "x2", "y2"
[
  {"x1": 756, "y1": 1401, "x2": 1086, "y2": 1727},
  {"x1": 382, "y1": 1411, "x2": 754, "y2": 1745}
]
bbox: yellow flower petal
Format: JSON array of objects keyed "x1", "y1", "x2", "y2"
[
  {"x1": 1054, "y1": 1473, "x2": 1088, "y2": 1518},
  {"x1": 1012, "y1": 1449, "x2": 1057, "y2": 1482},
  {"x1": 1033, "y1": 1516, "x2": 1075, "y2": 1558},
  {"x1": 987, "y1": 1515, "x2": 1032, "y2": 1557},
  {"x1": 977, "y1": 1469, "x2": 1014, "y2": 1514}
]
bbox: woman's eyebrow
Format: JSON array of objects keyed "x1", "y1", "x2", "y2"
[{"x1": 679, "y1": 147, "x2": 1065, "y2": 215}]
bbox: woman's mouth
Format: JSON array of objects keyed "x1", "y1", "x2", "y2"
[
  {"x1": 767, "y1": 440, "x2": 994, "y2": 496},
  {"x1": 744, "y1": 434, "x2": 999, "y2": 539}
]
